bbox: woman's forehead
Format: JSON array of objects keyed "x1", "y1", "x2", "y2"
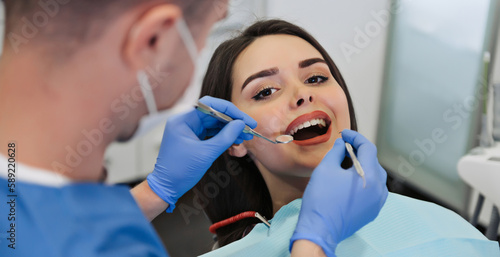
[{"x1": 233, "y1": 35, "x2": 324, "y2": 81}]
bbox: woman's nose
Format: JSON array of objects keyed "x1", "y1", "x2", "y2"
[
  {"x1": 289, "y1": 80, "x2": 315, "y2": 109},
  {"x1": 296, "y1": 95, "x2": 313, "y2": 107}
]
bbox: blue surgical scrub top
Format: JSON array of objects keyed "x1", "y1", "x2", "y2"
[{"x1": 0, "y1": 178, "x2": 169, "y2": 257}]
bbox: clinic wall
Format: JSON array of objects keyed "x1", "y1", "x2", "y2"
[
  {"x1": 266, "y1": 0, "x2": 390, "y2": 142},
  {"x1": 495, "y1": 27, "x2": 500, "y2": 84}
]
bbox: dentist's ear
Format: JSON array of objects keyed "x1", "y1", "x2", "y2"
[
  {"x1": 124, "y1": 4, "x2": 182, "y2": 69},
  {"x1": 228, "y1": 143, "x2": 248, "y2": 158}
]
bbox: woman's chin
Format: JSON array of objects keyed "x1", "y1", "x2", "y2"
[{"x1": 290, "y1": 163, "x2": 321, "y2": 177}]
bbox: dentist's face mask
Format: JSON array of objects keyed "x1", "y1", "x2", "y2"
[{"x1": 130, "y1": 18, "x2": 199, "y2": 140}]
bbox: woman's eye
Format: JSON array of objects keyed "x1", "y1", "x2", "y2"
[
  {"x1": 305, "y1": 75, "x2": 328, "y2": 84},
  {"x1": 252, "y1": 87, "x2": 278, "y2": 100}
]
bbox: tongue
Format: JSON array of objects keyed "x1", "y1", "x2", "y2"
[{"x1": 293, "y1": 126, "x2": 324, "y2": 141}]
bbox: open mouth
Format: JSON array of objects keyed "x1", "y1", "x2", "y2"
[
  {"x1": 289, "y1": 118, "x2": 330, "y2": 140},
  {"x1": 286, "y1": 111, "x2": 332, "y2": 145}
]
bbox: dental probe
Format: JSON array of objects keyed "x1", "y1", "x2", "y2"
[{"x1": 345, "y1": 142, "x2": 366, "y2": 188}]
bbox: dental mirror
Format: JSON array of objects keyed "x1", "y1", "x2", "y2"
[
  {"x1": 251, "y1": 132, "x2": 293, "y2": 144},
  {"x1": 275, "y1": 134, "x2": 294, "y2": 144},
  {"x1": 241, "y1": 125, "x2": 294, "y2": 144}
]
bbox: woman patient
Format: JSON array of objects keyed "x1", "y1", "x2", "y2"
[{"x1": 194, "y1": 19, "x2": 499, "y2": 256}]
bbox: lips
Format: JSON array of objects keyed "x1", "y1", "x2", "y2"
[{"x1": 285, "y1": 111, "x2": 332, "y2": 146}]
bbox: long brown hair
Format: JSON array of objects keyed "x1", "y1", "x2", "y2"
[{"x1": 194, "y1": 19, "x2": 358, "y2": 247}]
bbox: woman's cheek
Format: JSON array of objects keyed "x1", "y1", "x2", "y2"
[
  {"x1": 266, "y1": 114, "x2": 287, "y2": 135},
  {"x1": 334, "y1": 103, "x2": 350, "y2": 130},
  {"x1": 254, "y1": 110, "x2": 286, "y2": 137},
  {"x1": 340, "y1": 96, "x2": 351, "y2": 129},
  {"x1": 325, "y1": 89, "x2": 351, "y2": 130},
  {"x1": 243, "y1": 111, "x2": 289, "y2": 156}
]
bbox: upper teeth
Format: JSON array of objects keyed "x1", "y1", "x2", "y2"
[{"x1": 290, "y1": 119, "x2": 327, "y2": 135}]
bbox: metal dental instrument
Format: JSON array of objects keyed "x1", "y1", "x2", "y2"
[
  {"x1": 345, "y1": 142, "x2": 366, "y2": 188},
  {"x1": 255, "y1": 212, "x2": 271, "y2": 227},
  {"x1": 195, "y1": 101, "x2": 293, "y2": 144}
]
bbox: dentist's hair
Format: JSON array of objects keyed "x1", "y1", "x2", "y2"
[
  {"x1": 195, "y1": 19, "x2": 358, "y2": 248},
  {"x1": 2, "y1": 0, "x2": 215, "y2": 52}
]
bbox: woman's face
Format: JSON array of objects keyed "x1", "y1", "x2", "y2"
[{"x1": 230, "y1": 34, "x2": 351, "y2": 176}]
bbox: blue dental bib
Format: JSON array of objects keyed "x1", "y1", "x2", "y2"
[{"x1": 200, "y1": 193, "x2": 500, "y2": 257}]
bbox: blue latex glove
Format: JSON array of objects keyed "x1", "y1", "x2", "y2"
[
  {"x1": 147, "y1": 96, "x2": 257, "y2": 212},
  {"x1": 290, "y1": 129, "x2": 388, "y2": 256}
]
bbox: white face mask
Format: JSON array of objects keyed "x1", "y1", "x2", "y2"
[{"x1": 130, "y1": 17, "x2": 199, "y2": 140}]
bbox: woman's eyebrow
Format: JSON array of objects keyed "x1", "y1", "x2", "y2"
[
  {"x1": 241, "y1": 68, "x2": 279, "y2": 91},
  {"x1": 299, "y1": 58, "x2": 326, "y2": 68},
  {"x1": 240, "y1": 58, "x2": 325, "y2": 92}
]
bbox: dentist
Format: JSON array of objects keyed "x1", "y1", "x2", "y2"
[{"x1": 0, "y1": 1, "x2": 388, "y2": 256}]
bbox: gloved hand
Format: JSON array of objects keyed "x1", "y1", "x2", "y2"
[
  {"x1": 147, "y1": 96, "x2": 257, "y2": 212},
  {"x1": 290, "y1": 129, "x2": 388, "y2": 256}
]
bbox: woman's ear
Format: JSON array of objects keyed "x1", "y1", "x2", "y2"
[
  {"x1": 228, "y1": 143, "x2": 248, "y2": 157},
  {"x1": 123, "y1": 4, "x2": 182, "y2": 69}
]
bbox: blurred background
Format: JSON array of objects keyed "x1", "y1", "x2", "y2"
[{"x1": 2, "y1": 0, "x2": 500, "y2": 256}]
